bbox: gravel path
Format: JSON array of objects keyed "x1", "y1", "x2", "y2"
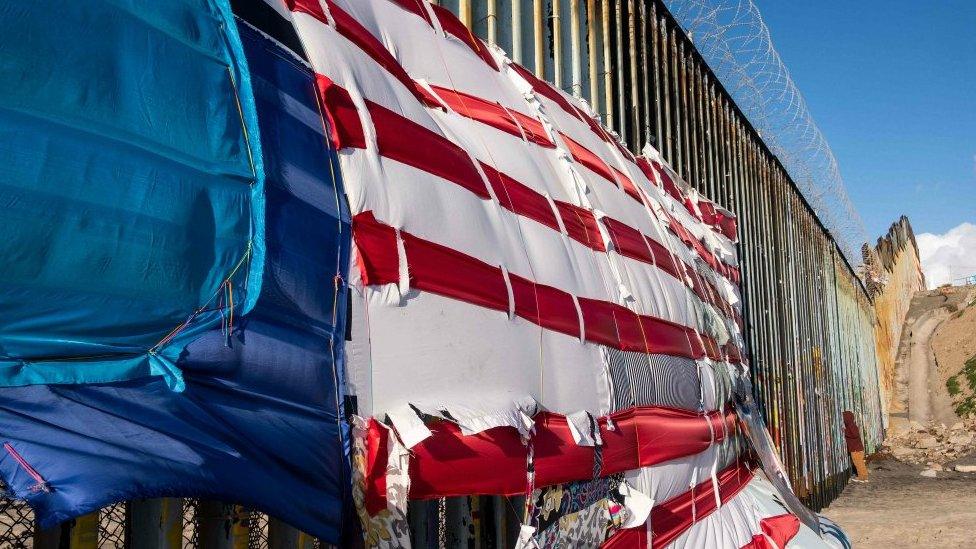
[{"x1": 821, "y1": 457, "x2": 976, "y2": 548}]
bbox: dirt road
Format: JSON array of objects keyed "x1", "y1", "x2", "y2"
[{"x1": 821, "y1": 457, "x2": 976, "y2": 548}]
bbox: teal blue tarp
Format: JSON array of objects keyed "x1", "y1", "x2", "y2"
[{"x1": 0, "y1": 0, "x2": 264, "y2": 390}]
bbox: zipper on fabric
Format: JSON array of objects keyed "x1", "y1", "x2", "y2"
[{"x1": 3, "y1": 442, "x2": 51, "y2": 493}]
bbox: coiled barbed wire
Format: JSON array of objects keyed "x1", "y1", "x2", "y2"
[{"x1": 664, "y1": 0, "x2": 868, "y2": 262}]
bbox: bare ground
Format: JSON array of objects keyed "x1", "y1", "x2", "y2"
[{"x1": 821, "y1": 456, "x2": 976, "y2": 548}]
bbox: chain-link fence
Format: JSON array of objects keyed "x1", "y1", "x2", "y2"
[
  {"x1": 98, "y1": 502, "x2": 127, "y2": 548},
  {"x1": 0, "y1": 495, "x2": 33, "y2": 548},
  {"x1": 0, "y1": 494, "x2": 328, "y2": 548},
  {"x1": 246, "y1": 509, "x2": 268, "y2": 549},
  {"x1": 182, "y1": 498, "x2": 199, "y2": 548}
]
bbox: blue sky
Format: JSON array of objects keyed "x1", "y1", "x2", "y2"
[{"x1": 755, "y1": 0, "x2": 975, "y2": 242}]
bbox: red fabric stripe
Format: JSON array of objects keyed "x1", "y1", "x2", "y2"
[
  {"x1": 699, "y1": 201, "x2": 718, "y2": 225},
  {"x1": 724, "y1": 342, "x2": 743, "y2": 364},
  {"x1": 741, "y1": 536, "x2": 768, "y2": 549},
  {"x1": 762, "y1": 514, "x2": 801, "y2": 547},
  {"x1": 479, "y1": 162, "x2": 560, "y2": 232},
  {"x1": 576, "y1": 297, "x2": 625, "y2": 348},
  {"x1": 554, "y1": 202, "x2": 607, "y2": 252},
  {"x1": 635, "y1": 157, "x2": 658, "y2": 187},
  {"x1": 646, "y1": 238, "x2": 684, "y2": 280},
  {"x1": 289, "y1": 1, "x2": 436, "y2": 106},
  {"x1": 365, "y1": 99, "x2": 490, "y2": 199},
  {"x1": 702, "y1": 333, "x2": 722, "y2": 361},
  {"x1": 403, "y1": 232, "x2": 509, "y2": 312},
  {"x1": 364, "y1": 419, "x2": 389, "y2": 515},
  {"x1": 559, "y1": 133, "x2": 639, "y2": 202},
  {"x1": 509, "y1": 63, "x2": 582, "y2": 121},
  {"x1": 683, "y1": 265, "x2": 714, "y2": 308},
  {"x1": 508, "y1": 273, "x2": 582, "y2": 339},
  {"x1": 314, "y1": 74, "x2": 366, "y2": 149},
  {"x1": 353, "y1": 212, "x2": 735, "y2": 361},
  {"x1": 388, "y1": 0, "x2": 433, "y2": 24},
  {"x1": 603, "y1": 218, "x2": 667, "y2": 274},
  {"x1": 403, "y1": 407, "x2": 738, "y2": 499},
  {"x1": 560, "y1": 133, "x2": 616, "y2": 184},
  {"x1": 653, "y1": 161, "x2": 685, "y2": 203},
  {"x1": 601, "y1": 461, "x2": 756, "y2": 549},
  {"x1": 509, "y1": 109, "x2": 555, "y2": 148},
  {"x1": 429, "y1": 85, "x2": 553, "y2": 147},
  {"x1": 739, "y1": 514, "x2": 801, "y2": 549},
  {"x1": 429, "y1": 4, "x2": 499, "y2": 70},
  {"x1": 352, "y1": 212, "x2": 399, "y2": 286},
  {"x1": 614, "y1": 167, "x2": 644, "y2": 203},
  {"x1": 717, "y1": 211, "x2": 739, "y2": 241},
  {"x1": 570, "y1": 103, "x2": 632, "y2": 159},
  {"x1": 644, "y1": 317, "x2": 698, "y2": 358}
]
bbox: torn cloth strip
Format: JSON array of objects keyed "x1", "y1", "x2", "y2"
[
  {"x1": 0, "y1": 20, "x2": 352, "y2": 542},
  {"x1": 600, "y1": 461, "x2": 755, "y2": 549},
  {"x1": 359, "y1": 408, "x2": 735, "y2": 501},
  {"x1": 353, "y1": 212, "x2": 732, "y2": 362}
]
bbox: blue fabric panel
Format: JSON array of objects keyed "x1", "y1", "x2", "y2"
[
  {"x1": 0, "y1": 21, "x2": 351, "y2": 542},
  {"x1": 0, "y1": 0, "x2": 264, "y2": 390}
]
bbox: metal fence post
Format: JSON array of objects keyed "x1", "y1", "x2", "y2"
[
  {"x1": 130, "y1": 498, "x2": 182, "y2": 549},
  {"x1": 198, "y1": 502, "x2": 248, "y2": 549}
]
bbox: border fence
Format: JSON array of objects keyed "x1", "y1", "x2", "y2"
[{"x1": 2, "y1": 0, "x2": 900, "y2": 546}]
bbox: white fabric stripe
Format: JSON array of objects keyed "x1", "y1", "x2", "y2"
[
  {"x1": 623, "y1": 435, "x2": 745, "y2": 507},
  {"x1": 666, "y1": 474, "x2": 830, "y2": 548},
  {"x1": 362, "y1": 289, "x2": 611, "y2": 416}
]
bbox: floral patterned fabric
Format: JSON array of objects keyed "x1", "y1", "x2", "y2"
[{"x1": 530, "y1": 475, "x2": 630, "y2": 548}]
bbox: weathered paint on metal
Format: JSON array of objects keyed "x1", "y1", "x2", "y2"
[{"x1": 130, "y1": 498, "x2": 183, "y2": 549}]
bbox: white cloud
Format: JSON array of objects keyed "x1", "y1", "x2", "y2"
[{"x1": 916, "y1": 222, "x2": 976, "y2": 289}]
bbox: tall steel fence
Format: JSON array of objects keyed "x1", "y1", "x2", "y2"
[{"x1": 436, "y1": 0, "x2": 884, "y2": 510}]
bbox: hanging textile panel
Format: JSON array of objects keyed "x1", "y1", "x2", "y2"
[{"x1": 0, "y1": 14, "x2": 352, "y2": 542}]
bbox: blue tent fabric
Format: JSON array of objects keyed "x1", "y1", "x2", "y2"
[
  {"x1": 0, "y1": 17, "x2": 352, "y2": 542},
  {"x1": 0, "y1": 0, "x2": 265, "y2": 391}
]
